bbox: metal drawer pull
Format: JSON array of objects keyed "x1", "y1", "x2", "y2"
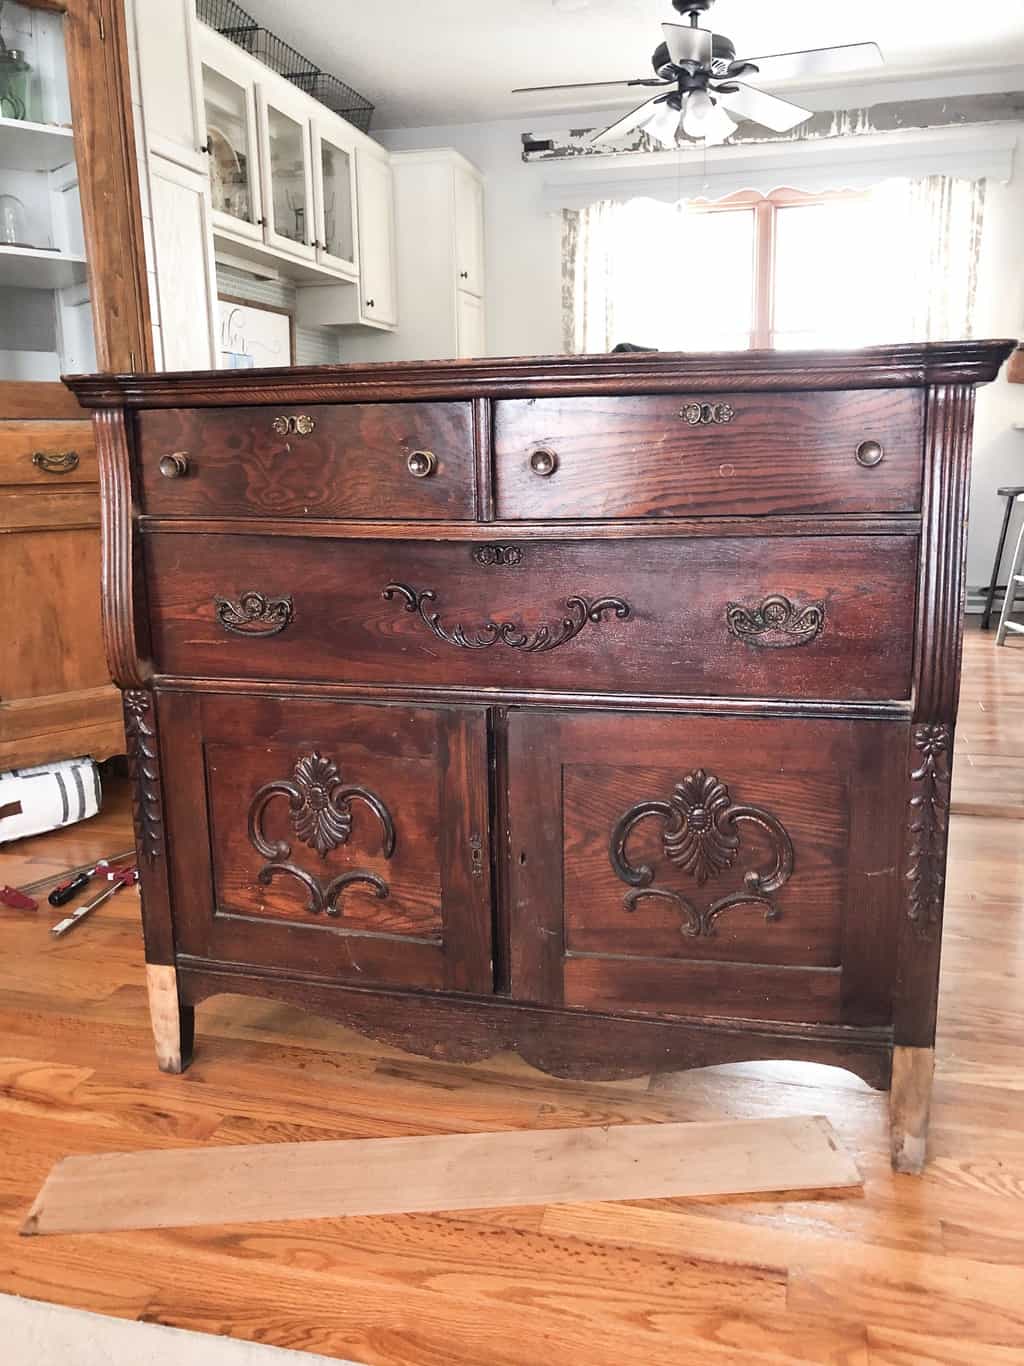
[
  {"x1": 529, "y1": 448, "x2": 558, "y2": 477},
  {"x1": 856, "y1": 439, "x2": 884, "y2": 467},
  {"x1": 679, "y1": 402, "x2": 735, "y2": 426},
  {"x1": 406, "y1": 450, "x2": 437, "y2": 479},
  {"x1": 726, "y1": 594, "x2": 825, "y2": 648},
  {"x1": 384, "y1": 582, "x2": 631, "y2": 653},
  {"x1": 214, "y1": 591, "x2": 294, "y2": 637},
  {"x1": 31, "y1": 450, "x2": 79, "y2": 474},
  {"x1": 272, "y1": 414, "x2": 316, "y2": 436},
  {"x1": 158, "y1": 451, "x2": 190, "y2": 479}
]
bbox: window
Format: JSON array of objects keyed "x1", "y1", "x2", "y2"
[{"x1": 563, "y1": 178, "x2": 986, "y2": 354}]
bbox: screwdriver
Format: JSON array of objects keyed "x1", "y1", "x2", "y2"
[
  {"x1": 50, "y1": 864, "x2": 138, "y2": 938},
  {"x1": 48, "y1": 858, "x2": 115, "y2": 907}
]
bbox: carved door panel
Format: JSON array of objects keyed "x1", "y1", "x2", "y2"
[
  {"x1": 506, "y1": 710, "x2": 906, "y2": 1027},
  {"x1": 157, "y1": 693, "x2": 492, "y2": 994}
]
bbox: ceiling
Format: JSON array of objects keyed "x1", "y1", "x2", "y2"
[{"x1": 236, "y1": 0, "x2": 1024, "y2": 129}]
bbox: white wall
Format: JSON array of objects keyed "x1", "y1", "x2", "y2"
[{"x1": 380, "y1": 79, "x2": 1024, "y2": 597}]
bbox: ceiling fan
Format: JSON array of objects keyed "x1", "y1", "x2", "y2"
[{"x1": 513, "y1": 0, "x2": 883, "y2": 149}]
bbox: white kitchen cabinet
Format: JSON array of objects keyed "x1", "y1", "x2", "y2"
[
  {"x1": 148, "y1": 155, "x2": 218, "y2": 370},
  {"x1": 342, "y1": 149, "x2": 485, "y2": 363},
  {"x1": 133, "y1": 0, "x2": 205, "y2": 174},
  {"x1": 195, "y1": 30, "x2": 264, "y2": 244},
  {"x1": 354, "y1": 149, "x2": 397, "y2": 326},
  {"x1": 312, "y1": 120, "x2": 358, "y2": 278},
  {"x1": 257, "y1": 79, "x2": 316, "y2": 264}
]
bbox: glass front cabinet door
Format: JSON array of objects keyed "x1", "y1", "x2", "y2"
[
  {"x1": 312, "y1": 120, "x2": 358, "y2": 278},
  {"x1": 198, "y1": 44, "x2": 263, "y2": 242},
  {"x1": 257, "y1": 83, "x2": 316, "y2": 263}
]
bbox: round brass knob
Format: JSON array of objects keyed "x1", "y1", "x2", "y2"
[
  {"x1": 529, "y1": 448, "x2": 558, "y2": 477},
  {"x1": 407, "y1": 450, "x2": 437, "y2": 479},
  {"x1": 856, "y1": 440, "x2": 884, "y2": 468},
  {"x1": 158, "y1": 452, "x2": 190, "y2": 479}
]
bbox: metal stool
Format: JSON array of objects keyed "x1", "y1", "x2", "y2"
[
  {"x1": 981, "y1": 485, "x2": 1024, "y2": 629},
  {"x1": 995, "y1": 492, "x2": 1024, "y2": 645}
]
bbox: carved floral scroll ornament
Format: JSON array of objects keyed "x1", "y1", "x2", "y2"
[
  {"x1": 609, "y1": 768, "x2": 794, "y2": 938},
  {"x1": 247, "y1": 752, "x2": 395, "y2": 917},
  {"x1": 383, "y1": 582, "x2": 631, "y2": 652},
  {"x1": 725, "y1": 595, "x2": 825, "y2": 648},
  {"x1": 214, "y1": 591, "x2": 294, "y2": 637},
  {"x1": 906, "y1": 724, "x2": 952, "y2": 939}
]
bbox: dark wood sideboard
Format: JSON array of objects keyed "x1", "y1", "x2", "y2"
[{"x1": 66, "y1": 340, "x2": 1014, "y2": 1173}]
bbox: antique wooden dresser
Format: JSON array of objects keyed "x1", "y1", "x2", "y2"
[{"x1": 67, "y1": 340, "x2": 1013, "y2": 1172}]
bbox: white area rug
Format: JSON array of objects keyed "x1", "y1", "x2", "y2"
[{"x1": 0, "y1": 1295, "x2": 360, "y2": 1365}]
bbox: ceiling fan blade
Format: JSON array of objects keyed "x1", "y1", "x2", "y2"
[
  {"x1": 731, "y1": 41, "x2": 883, "y2": 85},
  {"x1": 512, "y1": 77, "x2": 668, "y2": 94},
  {"x1": 718, "y1": 82, "x2": 813, "y2": 133},
  {"x1": 662, "y1": 22, "x2": 713, "y2": 68},
  {"x1": 591, "y1": 94, "x2": 668, "y2": 146}
]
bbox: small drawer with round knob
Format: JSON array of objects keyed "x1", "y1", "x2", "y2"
[{"x1": 136, "y1": 402, "x2": 476, "y2": 521}]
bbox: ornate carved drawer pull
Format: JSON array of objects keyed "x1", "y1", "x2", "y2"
[
  {"x1": 383, "y1": 582, "x2": 631, "y2": 653},
  {"x1": 248, "y1": 751, "x2": 395, "y2": 918},
  {"x1": 610, "y1": 768, "x2": 794, "y2": 938},
  {"x1": 272, "y1": 414, "x2": 316, "y2": 436},
  {"x1": 31, "y1": 450, "x2": 79, "y2": 474},
  {"x1": 726, "y1": 594, "x2": 825, "y2": 648},
  {"x1": 679, "y1": 402, "x2": 734, "y2": 426},
  {"x1": 214, "y1": 590, "x2": 294, "y2": 636}
]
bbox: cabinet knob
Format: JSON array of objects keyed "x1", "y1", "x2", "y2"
[
  {"x1": 529, "y1": 448, "x2": 558, "y2": 478},
  {"x1": 856, "y1": 439, "x2": 884, "y2": 468},
  {"x1": 159, "y1": 452, "x2": 190, "y2": 479},
  {"x1": 460, "y1": 271, "x2": 469, "y2": 280},
  {"x1": 366, "y1": 298, "x2": 375, "y2": 309},
  {"x1": 407, "y1": 450, "x2": 437, "y2": 479}
]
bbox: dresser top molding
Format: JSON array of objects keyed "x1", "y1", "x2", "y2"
[{"x1": 64, "y1": 340, "x2": 1016, "y2": 410}]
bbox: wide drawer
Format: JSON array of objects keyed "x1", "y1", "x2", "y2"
[
  {"x1": 136, "y1": 402, "x2": 476, "y2": 520},
  {"x1": 143, "y1": 531, "x2": 918, "y2": 701},
  {"x1": 494, "y1": 389, "x2": 924, "y2": 519}
]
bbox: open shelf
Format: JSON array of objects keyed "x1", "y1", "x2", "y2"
[
  {"x1": 0, "y1": 117, "x2": 76, "y2": 173},
  {"x1": 0, "y1": 245, "x2": 88, "y2": 289}
]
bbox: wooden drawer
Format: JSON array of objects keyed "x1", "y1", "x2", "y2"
[
  {"x1": 507, "y1": 710, "x2": 905, "y2": 1026},
  {"x1": 0, "y1": 420, "x2": 96, "y2": 486},
  {"x1": 494, "y1": 390, "x2": 924, "y2": 519},
  {"x1": 157, "y1": 692, "x2": 492, "y2": 993},
  {"x1": 136, "y1": 402, "x2": 476, "y2": 520},
  {"x1": 143, "y1": 531, "x2": 918, "y2": 701}
]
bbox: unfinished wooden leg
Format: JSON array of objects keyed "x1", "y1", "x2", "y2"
[
  {"x1": 890, "y1": 1045, "x2": 934, "y2": 1173},
  {"x1": 145, "y1": 964, "x2": 195, "y2": 1075}
]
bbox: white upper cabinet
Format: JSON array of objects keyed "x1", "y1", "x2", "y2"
[
  {"x1": 354, "y1": 149, "x2": 397, "y2": 327},
  {"x1": 453, "y1": 164, "x2": 485, "y2": 298},
  {"x1": 133, "y1": 0, "x2": 205, "y2": 173},
  {"x1": 312, "y1": 120, "x2": 358, "y2": 278},
  {"x1": 197, "y1": 35, "x2": 264, "y2": 243},
  {"x1": 257, "y1": 80, "x2": 316, "y2": 263}
]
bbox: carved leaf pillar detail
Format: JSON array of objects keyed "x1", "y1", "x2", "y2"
[
  {"x1": 610, "y1": 768, "x2": 794, "y2": 937},
  {"x1": 124, "y1": 690, "x2": 163, "y2": 862},
  {"x1": 906, "y1": 724, "x2": 952, "y2": 939},
  {"x1": 247, "y1": 751, "x2": 396, "y2": 918}
]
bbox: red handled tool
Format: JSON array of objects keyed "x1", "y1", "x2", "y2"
[
  {"x1": 51, "y1": 862, "x2": 138, "y2": 938},
  {"x1": 0, "y1": 884, "x2": 37, "y2": 911},
  {"x1": 48, "y1": 857, "x2": 118, "y2": 907}
]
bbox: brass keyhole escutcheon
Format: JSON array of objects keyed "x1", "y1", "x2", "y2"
[
  {"x1": 530, "y1": 448, "x2": 558, "y2": 477},
  {"x1": 158, "y1": 451, "x2": 190, "y2": 479},
  {"x1": 272, "y1": 414, "x2": 316, "y2": 437},
  {"x1": 407, "y1": 450, "x2": 437, "y2": 479},
  {"x1": 856, "y1": 439, "x2": 884, "y2": 468}
]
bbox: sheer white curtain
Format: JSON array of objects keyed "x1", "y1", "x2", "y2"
[{"x1": 562, "y1": 176, "x2": 987, "y2": 353}]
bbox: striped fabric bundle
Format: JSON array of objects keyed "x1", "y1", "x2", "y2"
[{"x1": 0, "y1": 758, "x2": 102, "y2": 845}]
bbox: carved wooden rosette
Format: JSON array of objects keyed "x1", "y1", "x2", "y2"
[
  {"x1": 383, "y1": 583, "x2": 632, "y2": 652},
  {"x1": 247, "y1": 751, "x2": 396, "y2": 917},
  {"x1": 123, "y1": 690, "x2": 163, "y2": 863},
  {"x1": 610, "y1": 769, "x2": 794, "y2": 938}
]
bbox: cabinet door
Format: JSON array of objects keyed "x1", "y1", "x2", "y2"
[
  {"x1": 453, "y1": 166, "x2": 484, "y2": 297},
  {"x1": 257, "y1": 82, "x2": 317, "y2": 262},
  {"x1": 196, "y1": 37, "x2": 264, "y2": 242},
  {"x1": 507, "y1": 710, "x2": 904, "y2": 1028},
  {"x1": 457, "y1": 290, "x2": 486, "y2": 358},
  {"x1": 158, "y1": 693, "x2": 493, "y2": 994},
  {"x1": 356, "y1": 150, "x2": 397, "y2": 326},
  {"x1": 133, "y1": 0, "x2": 205, "y2": 173},
  {"x1": 148, "y1": 156, "x2": 218, "y2": 370},
  {"x1": 312, "y1": 119, "x2": 358, "y2": 277}
]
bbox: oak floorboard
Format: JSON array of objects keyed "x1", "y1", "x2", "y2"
[{"x1": 0, "y1": 631, "x2": 1020, "y2": 1363}]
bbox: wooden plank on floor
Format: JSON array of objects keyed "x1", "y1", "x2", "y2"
[{"x1": 22, "y1": 1114, "x2": 859, "y2": 1235}]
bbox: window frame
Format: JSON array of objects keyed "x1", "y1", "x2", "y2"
[{"x1": 689, "y1": 187, "x2": 871, "y2": 350}]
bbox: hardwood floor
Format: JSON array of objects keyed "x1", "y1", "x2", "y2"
[{"x1": 0, "y1": 628, "x2": 1022, "y2": 1365}]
